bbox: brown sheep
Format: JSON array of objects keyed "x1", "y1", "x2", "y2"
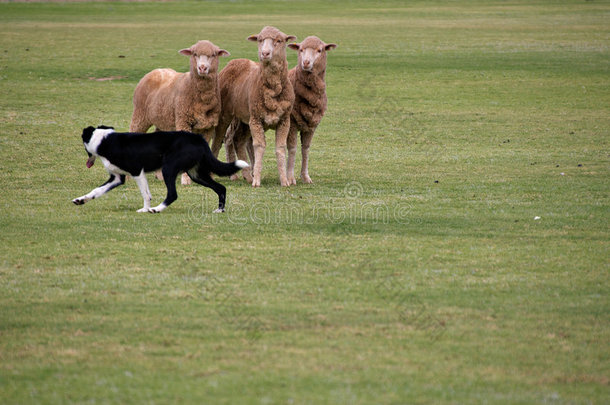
[
  {"x1": 225, "y1": 36, "x2": 336, "y2": 185},
  {"x1": 210, "y1": 26, "x2": 296, "y2": 187},
  {"x1": 286, "y1": 36, "x2": 337, "y2": 184},
  {"x1": 130, "y1": 40, "x2": 229, "y2": 184}
]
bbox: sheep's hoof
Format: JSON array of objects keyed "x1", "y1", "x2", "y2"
[
  {"x1": 287, "y1": 176, "x2": 297, "y2": 186},
  {"x1": 302, "y1": 175, "x2": 313, "y2": 184},
  {"x1": 242, "y1": 169, "x2": 253, "y2": 183}
]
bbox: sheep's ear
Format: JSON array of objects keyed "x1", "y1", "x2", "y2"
[
  {"x1": 325, "y1": 43, "x2": 338, "y2": 51},
  {"x1": 218, "y1": 49, "x2": 230, "y2": 57},
  {"x1": 247, "y1": 35, "x2": 258, "y2": 42},
  {"x1": 287, "y1": 43, "x2": 300, "y2": 51},
  {"x1": 285, "y1": 35, "x2": 297, "y2": 43},
  {"x1": 179, "y1": 48, "x2": 193, "y2": 56}
]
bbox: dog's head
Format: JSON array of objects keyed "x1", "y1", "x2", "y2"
[{"x1": 81, "y1": 125, "x2": 114, "y2": 168}]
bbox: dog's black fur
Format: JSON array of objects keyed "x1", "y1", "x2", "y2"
[{"x1": 73, "y1": 125, "x2": 248, "y2": 213}]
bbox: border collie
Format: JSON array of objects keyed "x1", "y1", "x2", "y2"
[{"x1": 72, "y1": 126, "x2": 248, "y2": 213}]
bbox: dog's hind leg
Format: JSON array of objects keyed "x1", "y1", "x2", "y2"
[
  {"x1": 149, "y1": 166, "x2": 180, "y2": 213},
  {"x1": 133, "y1": 170, "x2": 153, "y2": 213},
  {"x1": 188, "y1": 171, "x2": 227, "y2": 213},
  {"x1": 72, "y1": 174, "x2": 125, "y2": 205}
]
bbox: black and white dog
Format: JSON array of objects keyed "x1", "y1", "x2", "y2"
[{"x1": 72, "y1": 126, "x2": 248, "y2": 213}]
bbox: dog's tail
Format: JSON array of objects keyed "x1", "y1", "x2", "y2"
[{"x1": 205, "y1": 153, "x2": 249, "y2": 177}]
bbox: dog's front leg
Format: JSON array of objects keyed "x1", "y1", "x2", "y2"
[
  {"x1": 133, "y1": 170, "x2": 153, "y2": 213},
  {"x1": 72, "y1": 174, "x2": 125, "y2": 205}
]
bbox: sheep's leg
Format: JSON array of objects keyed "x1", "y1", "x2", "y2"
[
  {"x1": 129, "y1": 115, "x2": 150, "y2": 133},
  {"x1": 249, "y1": 119, "x2": 266, "y2": 187},
  {"x1": 226, "y1": 142, "x2": 238, "y2": 181},
  {"x1": 225, "y1": 131, "x2": 236, "y2": 162},
  {"x1": 180, "y1": 173, "x2": 192, "y2": 185},
  {"x1": 211, "y1": 119, "x2": 229, "y2": 158},
  {"x1": 224, "y1": 121, "x2": 239, "y2": 181},
  {"x1": 286, "y1": 123, "x2": 299, "y2": 186},
  {"x1": 300, "y1": 129, "x2": 315, "y2": 184},
  {"x1": 247, "y1": 136, "x2": 255, "y2": 168},
  {"x1": 274, "y1": 117, "x2": 291, "y2": 187},
  {"x1": 235, "y1": 129, "x2": 253, "y2": 183}
]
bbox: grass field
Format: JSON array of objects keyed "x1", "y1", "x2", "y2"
[{"x1": 0, "y1": 0, "x2": 608, "y2": 403}]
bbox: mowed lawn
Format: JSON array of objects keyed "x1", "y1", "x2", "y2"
[{"x1": 0, "y1": 0, "x2": 608, "y2": 403}]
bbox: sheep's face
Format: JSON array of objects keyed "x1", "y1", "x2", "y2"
[
  {"x1": 288, "y1": 36, "x2": 337, "y2": 73},
  {"x1": 180, "y1": 40, "x2": 230, "y2": 77},
  {"x1": 248, "y1": 26, "x2": 296, "y2": 64}
]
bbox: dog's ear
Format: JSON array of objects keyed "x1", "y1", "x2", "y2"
[
  {"x1": 82, "y1": 126, "x2": 95, "y2": 143},
  {"x1": 97, "y1": 125, "x2": 114, "y2": 130}
]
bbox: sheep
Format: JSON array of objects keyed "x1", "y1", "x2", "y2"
[
  {"x1": 225, "y1": 36, "x2": 337, "y2": 185},
  {"x1": 130, "y1": 40, "x2": 229, "y2": 184},
  {"x1": 210, "y1": 26, "x2": 296, "y2": 187},
  {"x1": 285, "y1": 36, "x2": 337, "y2": 184}
]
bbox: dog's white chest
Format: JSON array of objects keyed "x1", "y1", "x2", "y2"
[{"x1": 102, "y1": 157, "x2": 130, "y2": 175}]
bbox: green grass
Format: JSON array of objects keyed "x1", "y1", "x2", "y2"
[{"x1": 0, "y1": 0, "x2": 608, "y2": 403}]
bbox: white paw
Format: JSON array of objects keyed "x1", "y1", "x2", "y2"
[
  {"x1": 137, "y1": 207, "x2": 150, "y2": 213},
  {"x1": 72, "y1": 197, "x2": 86, "y2": 205},
  {"x1": 149, "y1": 204, "x2": 166, "y2": 213},
  {"x1": 213, "y1": 208, "x2": 225, "y2": 214}
]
